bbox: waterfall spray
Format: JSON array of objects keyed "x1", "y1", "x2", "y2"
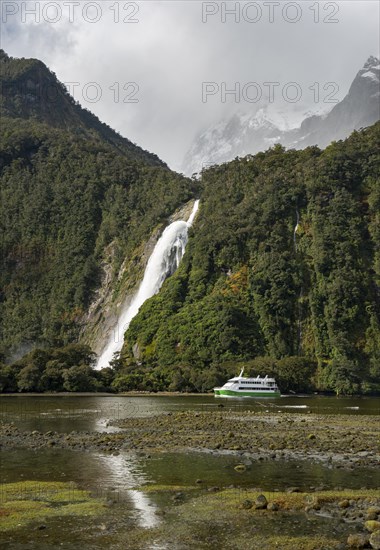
[{"x1": 95, "y1": 200, "x2": 199, "y2": 369}]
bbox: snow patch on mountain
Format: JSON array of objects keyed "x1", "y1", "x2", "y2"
[{"x1": 182, "y1": 56, "x2": 380, "y2": 176}]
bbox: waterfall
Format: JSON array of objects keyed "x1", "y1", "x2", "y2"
[
  {"x1": 293, "y1": 207, "x2": 300, "y2": 253},
  {"x1": 95, "y1": 200, "x2": 199, "y2": 369},
  {"x1": 293, "y1": 208, "x2": 302, "y2": 352}
]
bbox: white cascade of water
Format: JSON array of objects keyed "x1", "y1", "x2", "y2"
[
  {"x1": 95, "y1": 200, "x2": 199, "y2": 369},
  {"x1": 293, "y1": 208, "x2": 303, "y2": 351},
  {"x1": 293, "y1": 207, "x2": 300, "y2": 252}
]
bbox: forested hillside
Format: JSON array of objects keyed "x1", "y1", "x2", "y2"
[
  {"x1": 1, "y1": 51, "x2": 379, "y2": 395},
  {"x1": 118, "y1": 123, "x2": 380, "y2": 395},
  {"x1": 0, "y1": 51, "x2": 198, "y2": 365},
  {"x1": 0, "y1": 49, "x2": 163, "y2": 165}
]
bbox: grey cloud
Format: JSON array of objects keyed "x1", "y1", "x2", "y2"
[{"x1": 1, "y1": 0, "x2": 379, "y2": 171}]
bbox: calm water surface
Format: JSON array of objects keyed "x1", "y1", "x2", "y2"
[
  {"x1": 0, "y1": 394, "x2": 378, "y2": 433},
  {"x1": 1, "y1": 395, "x2": 379, "y2": 549}
]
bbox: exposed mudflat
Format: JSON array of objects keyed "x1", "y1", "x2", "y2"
[
  {"x1": 1, "y1": 410, "x2": 380, "y2": 549},
  {"x1": 1, "y1": 410, "x2": 379, "y2": 470}
]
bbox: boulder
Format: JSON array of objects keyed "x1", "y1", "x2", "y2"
[
  {"x1": 365, "y1": 521, "x2": 380, "y2": 533},
  {"x1": 239, "y1": 499, "x2": 253, "y2": 510},
  {"x1": 255, "y1": 494, "x2": 268, "y2": 510}
]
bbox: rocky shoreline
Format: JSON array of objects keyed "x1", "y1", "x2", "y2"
[
  {"x1": 1, "y1": 410, "x2": 380, "y2": 549},
  {"x1": 1, "y1": 410, "x2": 379, "y2": 470}
]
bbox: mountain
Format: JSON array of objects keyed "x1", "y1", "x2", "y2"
[
  {"x1": 183, "y1": 56, "x2": 380, "y2": 175},
  {"x1": 0, "y1": 51, "x2": 198, "y2": 364},
  {"x1": 286, "y1": 55, "x2": 380, "y2": 149},
  {"x1": 1, "y1": 51, "x2": 379, "y2": 396},
  {"x1": 182, "y1": 109, "x2": 284, "y2": 177},
  {"x1": 119, "y1": 123, "x2": 380, "y2": 395},
  {"x1": 0, "y1": 49, "x2": 163, "y2": 166}
]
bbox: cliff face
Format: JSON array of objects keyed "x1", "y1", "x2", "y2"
[
  {"x1": 81, "y1": 200, "x2": 197, "y2": 358},
  {"x1": 0, "y1": 51, "x2": 198, "y2": 361}
]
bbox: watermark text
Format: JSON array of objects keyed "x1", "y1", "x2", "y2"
[{"x1": 202, "y1": 81, "x2": 340, "y2": 104}]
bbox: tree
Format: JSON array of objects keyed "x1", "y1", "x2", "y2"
[
  {"x1": 0, "y1": 364, "x2": 18, "y2": 392},
  {"x1": 40, "y1": 360, "x2": 66, "y2": 391},
  {"x1": 95, "y1": 367, "x2": 115, "y2": 392},
  {"x1": 320, "y1": 357, "x2": 361, "y2": 396},
  {"x1": 63, "y1": 365, "x2": 100, "y2": 392},
  {"x1": 17, "y1": 365, "x2": 42, "y2": 392}
]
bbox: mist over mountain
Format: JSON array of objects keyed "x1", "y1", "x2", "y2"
[
  {"x1": 0, "y1": 51, "x2": 379, "y2": 396},
  {"x1": 183, "y1": 56, "x2": 380, "y2": 176}
]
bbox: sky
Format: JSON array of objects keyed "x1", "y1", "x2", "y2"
[{"x1": 1, "y1": 0, "x2": 379, "y2": 171}]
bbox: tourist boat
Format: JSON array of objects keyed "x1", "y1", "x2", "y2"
[{"x1": 214, "y1": 368, "x2": 280, "y2": 398}]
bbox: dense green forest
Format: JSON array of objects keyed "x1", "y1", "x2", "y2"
[
  {"x1": 1, "y1": 51, "x2": 379, "y2": 395},
  {"x1": 117, "y1": 123, "x2": 380, "y2": 395},
  {"x1": 0, "y1": 51, "x2": 198, "y2": 371},
  {"x1": 0, "y1": 344, "x2": 112, "y2": 393}
]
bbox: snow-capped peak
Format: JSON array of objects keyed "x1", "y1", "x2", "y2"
[
  {"x1": 358, "y1": 55, "x2": 380, "y2": 83},
  {"x1": 363, "y1": 55, "x2": 380, "y2": 70},
  {"x1": 182, "y1": 56, "x2": 380, "y2": 176}
]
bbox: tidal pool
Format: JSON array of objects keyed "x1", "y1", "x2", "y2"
[{"x1": 0, "y1": 395, "x2": 379, "y2": 549}]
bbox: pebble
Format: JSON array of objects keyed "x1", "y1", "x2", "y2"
[
  {"x1": 347, "y1": 533, "x2": 369, "y2": 548},
  {"x1": 339, "y1": 499, "x2": 350, "y2": 508},
  {"x1": 369, "y1": 530, "x2": 380, "y2": 550}
]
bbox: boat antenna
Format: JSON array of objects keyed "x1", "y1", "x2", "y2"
[{"x1": 238, "y1": 367, "x2": 244, "y2": 378}]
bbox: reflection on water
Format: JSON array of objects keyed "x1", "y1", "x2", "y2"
[
  {"x1": 1, "y1": 445, "x2": 378, "y2": 495},
  {"x1": 138, "y1": 451, "x2": 379, "y2": 491},
  {"x1": 1, "y1": 394, "x2": 378, "y2": 549},
  {"x1": 0, "y1": 448, "x2": 161, "y2": 534},
  {"x1": 0, "y1": 398, "x2": 378, "y2": 550},
  {"x1": 128, "y1": 490, "x2": 160, "y2": 528},
  {"x1": 96, "y1": 453, "x2": 160, "y2": 528},
  {"x1": 1, "y1": 444, "x2": 378, "y2": 549},
  {"x1": 0, "y1": 394, "x2": 379, "y2": 435}
]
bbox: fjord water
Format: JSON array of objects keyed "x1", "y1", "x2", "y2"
[
  {"x1": 0, "y1": 394, "x2": 380, "y2": 488},
  {"x1": 1, "y1": 394, "x2": 378, "y2": 549},
  {"x1": 96, "y1": 200, "x2": 199, "y2": 369},
  {"x1": 1, "y1": 394, "x2": 378, "y2": 434}
]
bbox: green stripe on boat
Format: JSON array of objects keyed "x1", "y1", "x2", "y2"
[{"x1": 214, "y1": 367, "x2": 281, "y2": 398}]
